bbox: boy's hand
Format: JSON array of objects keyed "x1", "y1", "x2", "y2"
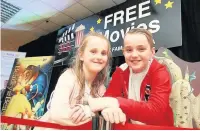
[{"x1": 101, "y1": 107, "x2": 126, "y2": 125}]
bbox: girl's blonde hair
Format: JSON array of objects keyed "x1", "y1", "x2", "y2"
[{"x1": 71, "y1": 31, "x2": 112, "y2": 101}]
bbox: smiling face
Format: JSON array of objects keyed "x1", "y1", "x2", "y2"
[
  {"x1": 123, "y1": 33, "x2": 155, "y2": 73},
  {"x1": 80, "y1": 36, "x2": 109, "y2": 74}
]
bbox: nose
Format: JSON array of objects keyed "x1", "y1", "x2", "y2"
[
  {"x1": 130, "y1": 50, "x2": 138, "y2": 58},
  {"x1": 96, "y1": 53, "x2": 103, "y2": 60}
]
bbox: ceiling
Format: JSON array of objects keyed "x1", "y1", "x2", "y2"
[{"x1": 1, "y1": 0, "x2": 126, "y2": 51}]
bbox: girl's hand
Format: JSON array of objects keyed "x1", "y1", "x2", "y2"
[{"x1": 69, "y1": 105, "x2": 88, "y2": 124}]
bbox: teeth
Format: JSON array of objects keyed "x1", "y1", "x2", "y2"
[
  {"x1": 131, "y1": 60, "x2": 140, "y2": 63},
  {"x1": 94, "y1": 62, "x2": 102, "y2": 64}
]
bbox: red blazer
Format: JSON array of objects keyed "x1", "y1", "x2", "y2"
[{"x1": 104, "y1": 59, "x2": 174, "y2": 126}]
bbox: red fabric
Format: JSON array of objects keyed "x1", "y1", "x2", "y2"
[
  {"x1": 1, "y1": 116, "x2": 92, "y2": 130},
  {"x1": 2, "y1": 116, "x2": 193, "y2": 130},
  {"x1": 113, "y1": 123, "x2": 192, "y2": 130},
  {"x1": 104, "y1": 59, "x2": 174, "y2": 126}
]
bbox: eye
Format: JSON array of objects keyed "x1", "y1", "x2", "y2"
[
  {"x1": 101, "y1": 51, "x2": 107, "y2": 56},
  {"x1": 90, "y1": 49, "x2": 97, "y2": 54},
  {"x1": 138, "y1": 48, "x2": 145, "y2": 52},
  {"x1": 125, "y1": 48, "x2": 132, "y2": 52}
]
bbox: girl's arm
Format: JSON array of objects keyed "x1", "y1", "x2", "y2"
[
  {"x1": 49, "y1": 70, "x2": 90, "y2": 126},
  {"x1": 79, "y1": 84, "x2": 106, "y2": 116}
]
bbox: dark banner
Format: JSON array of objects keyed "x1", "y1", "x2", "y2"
[{"x1": 54, "y1": 0, "x2": 181, "y2": 66}]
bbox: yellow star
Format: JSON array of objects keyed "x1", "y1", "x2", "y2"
[
  {"x1": 154, "y1": 0, "x2": 161, "y2": 5},
  {"x1": 97, "y1": 18, "x2": 102, "y2": 24},
  {"x1": 90, "y1": 26, "x2": 94, "y2": 32},
  {"x1": 165, "y1": 1, "x2": 174, "y2": 9}
]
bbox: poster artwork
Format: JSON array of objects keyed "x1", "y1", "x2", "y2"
[{"x1": 1, "y1": 56, "x2": 54, "y2": 130}]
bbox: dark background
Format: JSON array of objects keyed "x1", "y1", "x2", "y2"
[
  {"x1": 18, "y1": 0, "x2": 200, "y2": 112},
  {"x1": 53, "y1": 0, "x2": 182, "y2": 66}
]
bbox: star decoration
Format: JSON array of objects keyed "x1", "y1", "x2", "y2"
[
  {"x1": 165, "y1": 1, "x2": 174, "y2": 9},
  {"x1": 189, "y1": 72, "x2": 196, "y2": 82},
  {"x1": 90, "y1": 26, "x2": 94, "y2": 32},
  {"x1": 97, "y1": 18, "x2": 102, "y2": 24},
  {"x1": 154, "y1": 0, "x2": 161, "y2": 5}
]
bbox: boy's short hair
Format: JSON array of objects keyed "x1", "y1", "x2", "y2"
[{"x1": 125, "y1": 28, "x2": 155, "y2": 48}]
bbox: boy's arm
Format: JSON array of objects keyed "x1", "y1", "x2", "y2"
[
  {"x1": 104, "y1": 68, "x2": 124, "y2": 97},
  {"x1": 117, "y1": 69, "x2": 172, "y2": 124}
]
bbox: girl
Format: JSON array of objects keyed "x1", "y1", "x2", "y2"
[
  {"x1": 35, "y1": 32, "x2": 112, "y2": 128},
  {"x1": 88, "y1": 28, "x2": 174, "y2": 126}
]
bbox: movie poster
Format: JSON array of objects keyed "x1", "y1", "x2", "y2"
[
  {"x1": 1, "y1": 51, "x2": 26, "y2": 99},
  {"x1": 1, "y1": 56, "x2": 55, "y2": 130}
]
